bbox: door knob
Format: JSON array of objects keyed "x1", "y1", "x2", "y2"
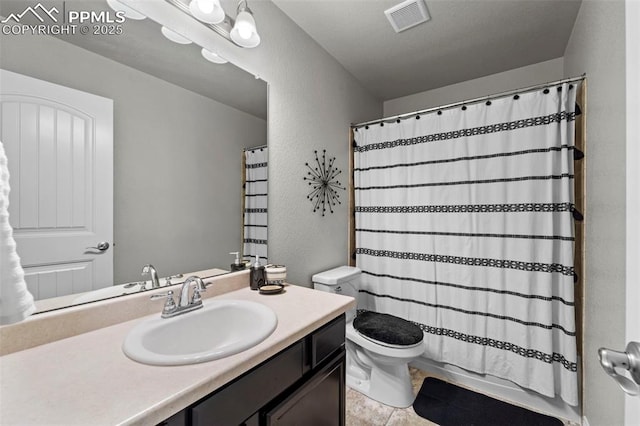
[
  {"x1": 598, "y1": 341, "x2": 640, "y2": 396},
  {"x1": 86, "y1": 241, "x2": 110, "y2": 252}
]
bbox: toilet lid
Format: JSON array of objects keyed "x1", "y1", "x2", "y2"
[{"x1": 353, "y1": 311, "x2": 424, "y2": 346}]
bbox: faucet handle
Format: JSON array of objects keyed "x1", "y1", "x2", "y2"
[
  {"x1": 124, "y1": 281, "x2": 145, "y2": 289},
  {"x1": 150, "y1": 290, "x2": 177, "y2": 316},
  {"x1": 191, "y1": 278, "x2": 207, "y2": 304}
]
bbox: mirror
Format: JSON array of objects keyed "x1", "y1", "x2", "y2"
[{"x1": 0, "y1": 0, "x2": 268, "y2": 312}]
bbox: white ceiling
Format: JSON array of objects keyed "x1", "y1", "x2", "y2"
[
  {"x1": 1, "y1": 0, "x2": 581, "y2": 110},
  {"x1": 271, "y1": 0, "x2": 582, "y2": 101}
]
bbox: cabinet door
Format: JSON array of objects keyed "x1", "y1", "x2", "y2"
[
  {"x1": 265, "y1": 349, "x2": 345, "y2": 426},
  {"x1": 157, "y1": 410, "x2": 186, "y2": 426},
  {"x1": 191, "y1": 342, "x2": 304, "y2": 426}
]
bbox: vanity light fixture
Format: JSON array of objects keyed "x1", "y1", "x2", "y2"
[
  {"x1": 166, "y1": 0, "x2": 261, "y2": 48},
  {"x1": 201, "y1": 48, "x2": 228, "y2": 64},
  {"x1": 161, "y1": 26, "x2": 193, "y2": 44},
  {"x1": 230, "y1": 1, "x2": 260, "y2": 48},
  {"x1": 106, "y1": 0, "x2": 255, "y2": 66},
  {"x1": 189, "y1": 0, "x2": 225, "y2": 24}
]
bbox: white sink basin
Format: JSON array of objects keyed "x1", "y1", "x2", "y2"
[{"x1": 122, "y1": 299, "x2": 277, "y2": 366}]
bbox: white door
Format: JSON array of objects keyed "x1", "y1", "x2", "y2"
[
  {"x1": 0, "y1": 69, "x2": 113, "y2": 300},
  {"x1": 626, "y1": 1, "x2": 640, "y2": 424}
]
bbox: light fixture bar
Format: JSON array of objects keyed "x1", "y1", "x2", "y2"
[{"x1": 164, "y1": 0, "x2": 235, "y2": 42}]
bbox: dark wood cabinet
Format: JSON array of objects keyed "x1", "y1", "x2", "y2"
[
  {"x1": 160, "y1": 315, "x2": 346, "y2": 426},
  {"x1": 191, "y1": 342, "x2": 305, "y2": 426},
  {"x1": 264, "y1": 350, "x2": 345, "y2": 425}
]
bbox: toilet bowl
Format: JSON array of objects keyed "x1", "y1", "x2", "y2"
[{"x1": 312, "y1": 266, "x2": 426, "y2": 408}]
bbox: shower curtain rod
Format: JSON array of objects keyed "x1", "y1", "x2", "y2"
[
  {"x1": 351, "y1": 74, "x2": 586, "y2": 129},
  {"x1": 244, "y1": 145, "x2": 267, "y2": 151}
]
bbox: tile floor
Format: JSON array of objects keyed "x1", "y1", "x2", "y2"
[
  {"x1": 346, "y1": 367, "x2": 436, "y2": 426},
  {"x1": 345, "y1": 367, "x2": 574, "y2": 426}
]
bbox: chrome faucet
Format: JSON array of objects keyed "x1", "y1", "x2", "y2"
[
  {"x1": 178, "y1": 276, "x2": 206, "y2": 308},
  {"x1": 150, "y1": 275, "x2": 207, "y2": 318},
  {"x1": 141, "y1": 264, "x2": 160, "y2": 289}
]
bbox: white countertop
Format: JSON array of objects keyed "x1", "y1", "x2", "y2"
[{"x1": 0, "y1": 284, "x2": 355, "y2": 426}]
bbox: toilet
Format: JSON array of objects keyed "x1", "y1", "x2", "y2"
[{"x1": 312, "y1": 266, "x2": 426, "y2": 408}]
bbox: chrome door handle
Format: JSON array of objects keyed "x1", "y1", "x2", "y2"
[
  {"x1": 86, "y1": 241, "x2": 110, "y2": 252},
  {"x1": 598, "y1": 341, "x2": 640, "y2": 396}
]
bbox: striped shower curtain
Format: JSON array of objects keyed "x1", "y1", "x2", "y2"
[
  {"x1": 243, "y1": 147, "x2": 268, "y2": 263},
  {"x1": 353, "y1": 83, "x2": 580, "y2": 405}
]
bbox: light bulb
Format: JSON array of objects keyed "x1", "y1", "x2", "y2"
[
  {"x1": 237, "y1": 22, "x2": 252, "y2": 40},
  {"x1": 189, "y1": 0, "x2": 225, "y2": 24},
  {"x1": 197, "y1": 0, "x2": 214, "y2": 13},
  {"x1": 230, "y1": 8, "x2": 260, "y2": 47}
]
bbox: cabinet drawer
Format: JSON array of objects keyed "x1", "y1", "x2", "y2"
[
  {"x1": 310, "y1": 315, "x2": 345, "y2": 368},
  {"x1": 191, "y1": 342, "x2": 304, "y2": 426},
  {"x1": 265, "y1": 348, "x2": 345, "y2": 426}
]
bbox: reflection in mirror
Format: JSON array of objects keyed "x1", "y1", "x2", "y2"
[
  {"x1": 0, "y1": 0, "x2": 268, "y2": 313},
  {"x1": 242, "y1": 146, "x2": 268, "y2": 264}
]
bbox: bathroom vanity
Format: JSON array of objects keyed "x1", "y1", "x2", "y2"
[
  {"x1": 0, "y1": 271, "x2": 355, "y2": 425},
  {"x1": 164, "y1": 315, "x2": 346, "y2": 425}
]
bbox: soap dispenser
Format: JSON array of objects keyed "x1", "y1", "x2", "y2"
[
  {"x1": 229, "y1": 252, "x2": 245, "y2": 272},
  {"x1": 250, "y1": 256, "x2": 265, "y2": 290}
]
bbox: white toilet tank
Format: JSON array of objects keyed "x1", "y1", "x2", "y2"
[{"x1": 312, "y1": 266, "x2": 361, "y2": 320}]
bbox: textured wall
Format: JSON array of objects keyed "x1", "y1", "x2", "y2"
[
  {"x1": 209, "y1": 2, "x2": 382, "y2": 286},
  {"x1": 563, "y1": 1, "x2": 627, "y2": 425},
  {"x1": 383, "y1": 58, "x2": 564, "y2": 116},
  {"x1": 1, "y1": 33, "x2": 267, "y2": 284}
]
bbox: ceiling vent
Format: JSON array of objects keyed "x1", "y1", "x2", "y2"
[{"x1": 384, "y1": 0, "x2": 431, "y2": 33}]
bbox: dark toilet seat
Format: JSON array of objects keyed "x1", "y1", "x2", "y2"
[{"x1": 353, "y1": 311, "x2": 424, "y2": 347}]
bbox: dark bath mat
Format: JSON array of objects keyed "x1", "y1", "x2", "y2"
[{"x1": 413, "y1": 377, "x2": 563, "y2": 426}]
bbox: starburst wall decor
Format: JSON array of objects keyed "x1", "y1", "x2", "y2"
[{"x1": 304, "y1": 150, "x2": 345, "y2": 216}]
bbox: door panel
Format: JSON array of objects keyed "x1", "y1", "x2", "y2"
[
  {"x1": 0, "y1": 69, "x2": 113, "y2": 298},
  {"x1": 23, "y1": 262, "x2": 93, "y2": 300}
]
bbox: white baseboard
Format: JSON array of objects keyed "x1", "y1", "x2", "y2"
[{"x1": 410, "y1": 356, "x2": 581, "y2": 424}]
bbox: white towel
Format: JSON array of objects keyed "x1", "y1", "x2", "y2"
[{"x1": 0, "y1": 141, "x2": 36, "y2": 325}]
